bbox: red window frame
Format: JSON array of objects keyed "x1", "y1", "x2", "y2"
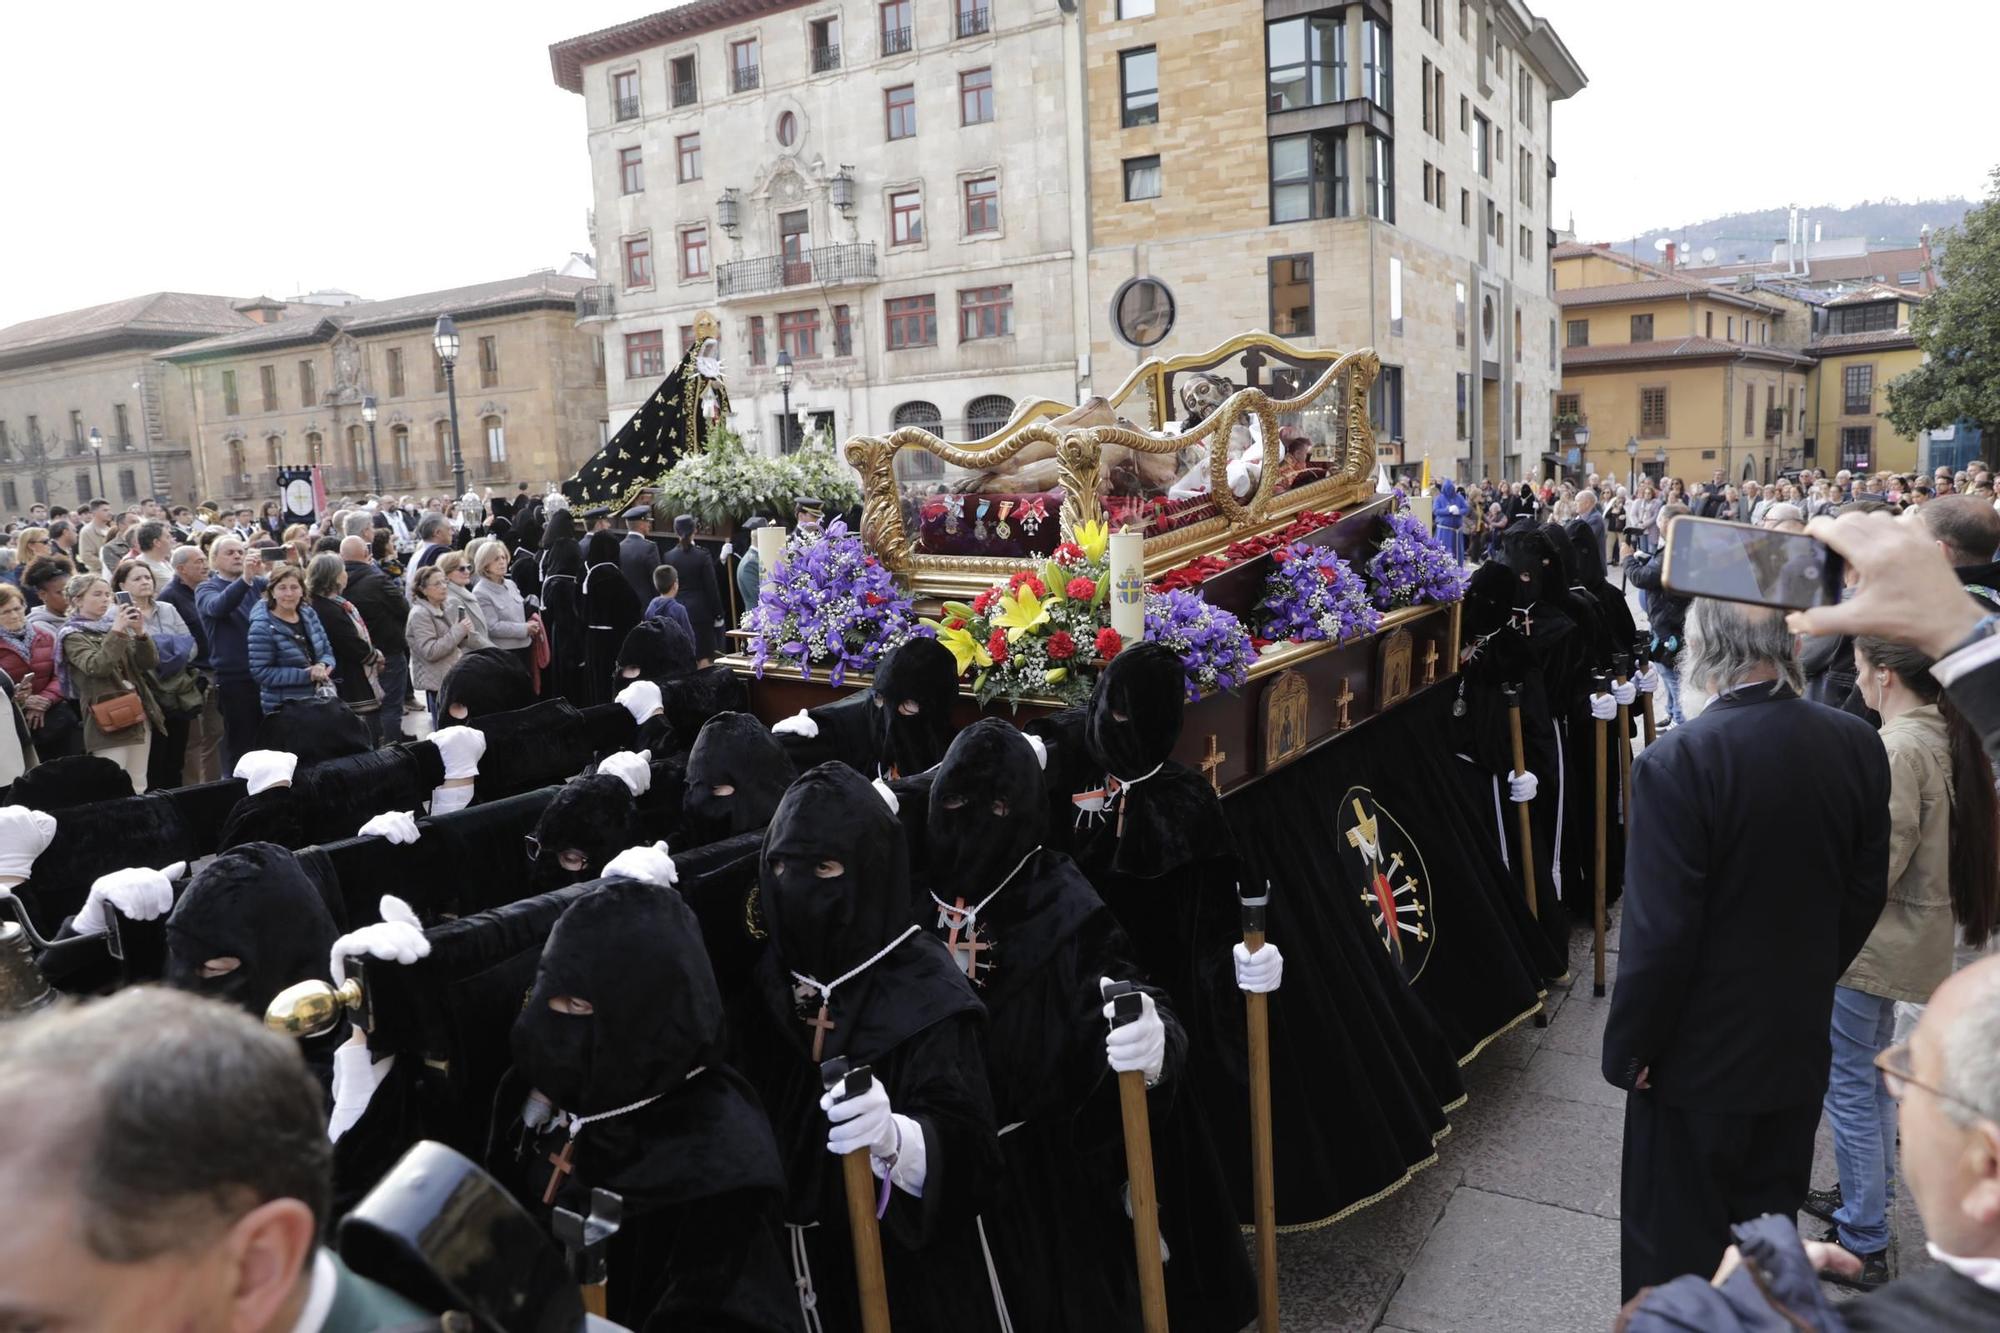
[
  {"x1": 962, "y1": 176, "x2": 999, "y2": 234},
  {"x1": 958, "y1": 285, "x2": 1012, "y2": 341},
  {"x1": 885, "y1": 295, "x2": 937, "y2": 349},
  {"x1": 618, "y1": 146, "x2": 643, "y2": 194},
  {"x1": 885, "y1": 84, "x2": 916, "y2": 140},
  {"x1": 622, "y1": 234, "x2": 653, "y2": 288},
  {"x1": 681, "y1": 226, "x2": 709, "y2": 278},
  {"x1": 748, "y1": 316, "x2": 767, "y2": 366},
  {"x1": 779, "y1": 309, "x2": 822, "y2": 360},
  {"x1": 676, "y1": 133, "x2": 701, "y2": 182},
  {"x1": 959, "y1": 67, "x2": 993, "y2": 124},
  {"x1": 889, "y1": 189, "x2": 924, "y2": 245},
  {"x1": 624, "y1": 330, "x2": 665, "y2": 378}
]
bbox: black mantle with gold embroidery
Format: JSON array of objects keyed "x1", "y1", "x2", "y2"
[{"x1": 560, "y1": 343, "x2": 729, "y2": 513}]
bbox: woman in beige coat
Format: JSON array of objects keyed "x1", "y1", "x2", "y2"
[
  {"x1": 405, "y1": 566, "x2": 476, "y2": 724},
  {"x1": 56, "y1": 572, "x2": 164, "y2": 792}
]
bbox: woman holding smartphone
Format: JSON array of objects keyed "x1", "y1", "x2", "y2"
[
  {"x1": 112, "y1": 561, "x2": 202, "y2": 791},
  {"x1": 407, "y1": 565, "x2": 475, "y2": 723},
  {"x1": 56, "y1": 572, "x2": 163, "y2": 791}
]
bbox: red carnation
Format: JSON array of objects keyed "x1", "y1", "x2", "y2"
[
  {"x1": 1054, "y1": 542, "x2": 1086, "y2": 563},
  {"x1": 865, "y1": 592, "x2": 886, "y2": 606},
  {"x1": 1026, "y1": 575, "x2": 1047, "y2": 598},
  {"x1": 972, "y1": 588, "x2": 997, "y2": 615},
  {"x1": 1046, "y1": 630, "x2": 1076, "y2": 661},
  {"x1": 987, "y1": 629, "x2": 1009, "y2": 662},
  {"x1": 1008, "y1": 570, "x2": 1030, "y2": 591},
  {"x1": 1095, "y1": 628, "x2": 1123, "y2": 659},
  {"x1": 946, "y1": 617, "x2": 965, "y2": 631},
  {"x1": 1065, "y1": 577, "x2": 1096, "y2": 601}
]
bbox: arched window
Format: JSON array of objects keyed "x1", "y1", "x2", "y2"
[
  {"x1": 227, "y1": 441, "x2": 246, "y2": 490},
  {"x1": 305, "y1": 431, "x2": 324, "y2": 464},
  {"x1": 266, "y1": 435, "x2": 283, "y2": 469},
  {"x1": 891, "y1": 401, "x2": 944, "y2": 482},
  {"x1": 892, "y1": 401, "x2": 942, "y2": 430},
  {"x1": 483, "y1": 415, "x2": 507, "y2": 463},
  {"x1": 965, "y1": 394, "x2": 1015, "y2": 440},
  {"x1": 434, "y1": 421, "x2": 452, "y2": 468},
  {"x1": 348, "y1": 424, "x2": 367, "y2": 475},
  {"x1": 391, "y1": 426, "x2": 411, "y2": 480}
]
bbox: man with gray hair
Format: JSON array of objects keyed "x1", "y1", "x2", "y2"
[
  {"x1": 0, "y1": 988, "x2": 432, "y2": 1331},
  {"x1": 403, "y1": 513, "x2": 452, "y2": 594},
  {"x1": 1604, "y1": 596, "x2": 1890, "y2": 1299}
]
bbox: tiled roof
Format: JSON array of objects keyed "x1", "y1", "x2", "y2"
[
  {"x1": 159, "y1": 273, "x2": 592, "y2": 361},
  {"x1": 1825, "y1": 284, "x2": 1926, "y2": 307},
  {"x1": 1558, "y1": 277, "x2": 1788, "y2": 314},
  {"x1": 1563, "y1": 336, "x2": 1813, "y2": 368},
  {"x1": 1808, "y1": 329, "x2": 1918, "y2": 354},
  {"x1": 550, "y1": 0, "x2": 800, "y2": 93},
  {"x1": 0, "y1": 292, "x2": 279, "y2": 359}
]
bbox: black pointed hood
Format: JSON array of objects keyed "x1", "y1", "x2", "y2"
[
  {"x1": 526, "y1": 774, "x2": 639, "y2": 893},
  {"x1": 436, "y1": 647, "x2": 535, "y2": 722},
  {"x1": 164, "y1": 841, "x2": 339, "y2": 1019},
  {"x1": 616, "y1": 618, "x2": 696, "y2": 685},
  {"x1": 682, "y1": 712, "x2": 795, "y2": 846},
  {"x1": 1564, "y1": 520, "x2": 1608, "y2": 583},
  {"x1": 1084, "y1": 641, "x2": 1186, "y2": 778},
  {"x1": 926, "y1": 719, "x2": 1047, "y2": 901},
  {"x1": 870, "y1": 636, "x2": 958, "y2": 778}
]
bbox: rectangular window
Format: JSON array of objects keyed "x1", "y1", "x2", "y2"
[
  {"x1": 780, "y1": 210, "x2": 812, "y2": 283},
  {"x1": 1364, "y1": 133, "x2": 1394, "y2": 221},
  {"x1": 1460, "y1": 94, "x2": 1469, "y2": 134},
  {"x1": 885, "y1": 84, "x2": 917, "y2": 139},
  {"x1": 1745, "y1": 381, "x2": 1757, "y2": 436},
  {"x1": 730, "y1": 39, "x2": 760, "y2": 92},
  {"x1": 1370, "y1": 365, "x2": 1404, "y2": 441},
  {"x1": 1434, "y1": 66, "x2": 1445, "y2": 139},
  {"x1": 618, "y1": 146, "x2": 643, "y2": 194},
  {"x1": 962, "y1": 175, "x2": 1000, "y2": 234},
  {"x1": 1474, "y1": 112, "x2": 1491, "y2": 176},
  {"x1": 1434, "y1": 167, "x2": 1446, "y2": 210},
  {"x1": 298, "y1": 360, "x2": 317, "y2": 407},
  {"x1": 681, "y1": 225, "x2": 709, "y2": 278},
  {"x1": 1, "y1": 481, "x2": 14, "y2": 512},
  {"x1": 1421, "y1": 58, "x2": 1433, "y2": 134},
  {"x1": 478, "y1": 336, "x2": 498, "y2": 388},
  {"x1": 613, "y1": 69, "x2": 640, "y2": 121},
  {"x1": 889, "y1": 188, "x2": 924, "y2": 245},
  {"x1": 623, "y1": 235, "x2": 653, "y2": 288},
  {"x1": 1121, "y1": 47, "x2": 1158, "y2": 127},
  {"x1": 880, "y1": 1, "x2": 913, "y2": 55},
  {"x1": 387, "y1": 347, "x2": 405, "y2": 397},
  {"x1": 222, "y1": 369, "x2": 239, "y2": 416},
  {"x1": 1639, "y1": 386, "x2": 1668, "y2": 438},
  {"x1": 1388, "y1": 257, "x2": 1403, "y2": 337},
  {"x1": 1727, "y1": 316, "x2": 1735, "y2": 341},
  {"x1": 1515, "y1": 383, "x2": 1523, "y2": 441},
  {"x1": 955, "y1": 0, "x2": 990, "y2": 40},
  {"x1": 1519, "y1": 68, "x2": 1534, "y2": 126},
  {"x1": 1834, "y1": 302, "x2": 1897, "y2": 334},
  {"x1": 958, "y1": 285, "x2": 1014, "y2": 341},
  {"x1": 76, "y1": 472, "x2": 93, "y2": 503},
  {"x1": 1270, "y1": 254, "x2": 1313, "y2": 336},
  {"x1": 1119, "y1": 0, "x2": 1154, "y2": 13},
  {"x1": 1266, "y1": 15, "x2": 1343, "y2": 111},
  {"x1": 834, "y1": 304, "x2": 853, "y2": 357},
  {"x1": 671, "y1": 54, "x2": 698, "y2": 105},
  {"x1": 676, "y1": 133, "x2": 701, "y2": 182},
  {"x1": 1841, "y1": 425, "x2": 1873, "y2": 469},
  {"x1": 1567, "y1": 319, "x2": 1589, "y2": 347},
  {"x1": 1460, "y1": 188, "x2": 1469, "y2": 226},
  {"x1": 1705, "y1": 311, "x2": 1714, "y2": 338},
  {"x1": 260, "y1": 364, "x2": 278, "y2": 411},
  {"x1": 1123, "y1": 155, "x2": 1161, "y2": 201},
  {"x1": 1519, "y1": 148, "x2": 1532, "y2": 206},
  {"x1": 624, "y1": 330, "x2": 665, "y2": 378},
  {"x1": 779, "y1": 309, "x2": 821, "y2": 360},
  {"x1": 885, "y1": 294, "x2": 938, "y2": 349},
  {"x1": 1269, "y1": 129, "x2": 1345, "y2": 222},
  {"x1": 960, "y1": 67, "x2": 993, "y2": 124},
  {"x1": 1519, "y1": 224, "x2": 1532, "y2": 260},
  {"x1": 1362, "y1": 18, "x2": 1392, "y2": 109},
  {"x1": 1456, "y1": 282, "x2": 1468, "y2": 348},
  {"x1": 1844, "y1": 364, "x2": 1875, "y2": 415},
  {"x1": 1456, "y1": 372, "x2": 1469, "y2": 440},
  {"x1": 590, "y1": 338, "x2": 605, "y2": 386},
  {"x1": 1630, "y1": 313, "x2": 1652, "y2": 342},
  {"x1": 748, "y1": 316, "x2": 767, "y2": 366},
  {"x1": 810, "y1": 18, "x2": 841, "y2": 72}
]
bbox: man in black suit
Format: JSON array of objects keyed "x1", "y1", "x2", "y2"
[
  {"x1": 617, "y1": 504, "x2": 662, "y2": 606},
  {"x1": 1604, "y1": 595, "x2": 1889, "y2": 1300},
  {"x1": 340, "y1": 536, "x2": 411, "y2": 743},
  {"x1": 661, "y1": 514, "x2": 724, "y2": 663}
]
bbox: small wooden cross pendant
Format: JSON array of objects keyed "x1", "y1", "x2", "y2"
[
  {"x1": 542, "y1": 1137, "x2": 577, "y2": 1206},
  {"x1": 1422, "y1": 641, "x2": 1440, "y2": 687},
  {"x1": 1199, "y1": 734, "x2": 1227, "y2": 795},
  {"x1": 805, "y1": 1001, "x2": 836, "y2": 1063}
]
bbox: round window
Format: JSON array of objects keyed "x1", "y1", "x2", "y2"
[
  {"x1": 1113, "y1": 277, "x2": 1176, "y2": 349},
  {"x1": 777, "y1": 111, "x2": 798, "y2": 147},
  {"x1": 1481, "y1": 294, "x2": 1496, "y2": 343}
]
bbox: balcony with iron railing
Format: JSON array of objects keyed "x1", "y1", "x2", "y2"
[
  {"x1": 812, "y1": 42, "x2": 841, "y2": 72},
  {"x1": 716, "y1": 242, "x2": 879, "y2": 300},
  {"x1": 731, "y1": 63, "x2": 760, "y2": 92},
  {"x1": 956, "y1": 6, "x2": 990, "y2": 38},
  {"x1": 614, "y1": 95, "x2": 641, "y2": 121},
  {"x1": 576, "y1": 285, "x2": 615, "y2": 323},
  {"x1": 881, "y1": 24, "x2": 913, "y2": 55},
  {"x1": 672, "y1": 78, "x2": 698, "y2": 106}
]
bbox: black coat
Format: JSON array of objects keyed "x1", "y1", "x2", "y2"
[
  {"x1": 618, "y1": 531, "x2": 663, "y2": 607},
  {"x1": 1623, "y1": 551, "x2": 1688, "y2": 664},
  {"x1": 342, "y1": 560, "x2": 410, "y2": 656},
  {"x1": 1603, "y1": 685, "x2": 1889, "y2": 1112},
  {"x1": 310, "y1": 596, "x2": 376, "y2": 709},
  {"x1": 663, "y1": 543, "x2": 725, "y2": 661}
]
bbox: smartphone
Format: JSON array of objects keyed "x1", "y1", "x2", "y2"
[
  {"x1": 114, "y1": 591, "x2": 135, "y2": 608},
  {"x1": 1661, "y1": 516, "x2": 1845, "y2": 610}
]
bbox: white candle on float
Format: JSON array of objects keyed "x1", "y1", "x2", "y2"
[
  {"x1": 1108, "y1": 529, "x2": 1147, "y2": 642},
  {"x1": 753, "y1": 523, "x2": 789, "y2": 585}
]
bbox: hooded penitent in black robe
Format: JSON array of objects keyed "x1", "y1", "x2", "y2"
[
  {"x1": 523, "y1": 773, "x2": 641, "y2": 895},
  {"x1": 492, "y1": 881, "x2": 799, "y2": 1333},
  {"x1": 616, "y1": 619, "x2": 749, "y2": 755},
  {"x1": 1565, "y1": 519, "x2": 1640, "y2": 910},
  {"x1": 677, "y1": 713, "x2": 795, "y2": 985},
  {"x1": 733, "y1": 763, "x2": 1002, "y2": 1333},
  {"x1": 583, "y1": 532, "x2": 642, "y2": 710},
  {"x1": 920, "y1": 719, "x2": 1184, "y2": 1333},
  {"x1": 436, "y1": 646, "x2": 536, "y2": 723},
  {"x1": 1027, "y1": 644, "x2": 1257, "y2": 1329},
  {"x1": 617, "y1": 617, "x2": 697, "y2": 686},
  {"x1": 539, "y1": 514, "x2": 589, "y2": 708},
  {"x1": 772, "y1": 637, "x2": 960, "y2": 780}
]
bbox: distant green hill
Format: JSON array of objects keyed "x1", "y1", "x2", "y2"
[{"x1": 1616, "y1": 198, "x2": 1972, "y2": 266}]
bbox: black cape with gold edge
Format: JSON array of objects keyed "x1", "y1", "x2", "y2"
[{"x1": 559, "y1": 343, "x2": 729, "y2": 512}]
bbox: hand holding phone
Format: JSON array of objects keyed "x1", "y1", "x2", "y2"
[{"x1": 1661, "y1": 516, "x2": 1845, "y2": 611}]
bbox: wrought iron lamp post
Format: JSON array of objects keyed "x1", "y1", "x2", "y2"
[
  {"x1": 774, "y1": 348, "x2": 795, "y2": 452},
  {"x1": 86, "y1": 427, "x2": 106, "y2": 503},
  {"x1": 433, "y1": 316, "x2": 466, "y2": 498},
  {"x1": 361, "y1": 396, "x2": 383, "y2": 495}
]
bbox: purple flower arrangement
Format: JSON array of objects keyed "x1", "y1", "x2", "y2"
[
  {"x1": 745, "y1": 518, "x2": 927, "y2": 686},
  {"x1": 1258, "y1": 541, "x2": 1382, "y2": 645},
  {"x1": 1143, "y1": 588, "x2": 1256, "y2": 702},
  {"x1": 1367, "y1": 512, "x2": 1468, "y2": 610}
]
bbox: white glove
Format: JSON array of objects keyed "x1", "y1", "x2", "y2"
[
  {"x1": 0, "y1": 808, "x2": 58, "y2": 882},
  {"x1": 71, "y1": 862, "x2": 187, "y2": 936},
  {"x1": 719, "y1": 541, "x2": 735, "y2": 561},
  {"x1": 616, "y1": 680, "x2": 663, "y2": 724},
  {"x1": 1588, "y1": 693, "x2": 1618, "y2": 722},
  {"x1": 604, "y1": 840, "x2": 678, "y2": 887},
  {"x1": 872, "y1": 777, "x2": 899, "y2": 815},
  {"x1": 358, "y1": 811, "x2": 421, "y2": 845},
  {"x1": 429, "y1": 725, "x2": 486, "y2": 780},
  {"x1": 773, "y1": 708, "x2": 819, "y2": 739},
  {"x1": 1508, "y1": 770, "x2": 1539, "y2": 803},
  {"x1": 1023, "y1": 733, "x2": 1049, "y2": 770},
  {"x1": 234, "y1": 750, "x2": 297, "y2": 795},
  {"x1": 1233, "y1": 940, "x2": 1284, "y2": 993},
  {"x1": 329, "y1": 894, "x2": 430, "y2": 985},
  {"x1": 1635, "y1": 667, "x2": 1660, "y2": 694},
  {"x1": 328, "y1": 1025, "x2": 394, "y2": 1143},
  {"x1": 429, "y1": 784, "x2": 474, "y2": 816},
  {"x1": 596, "y1": 750, "x2": 652, "y2": 797},
  {"x1": 1611, "y1": 679, "x2": 1637, "y2": 707},
  {"x1": 822, "y1": 1075, "x2": 896, "y2": 1158},
  {"x1": 1100, "y1": 978, "x2": 1167, "y2": 1084}
]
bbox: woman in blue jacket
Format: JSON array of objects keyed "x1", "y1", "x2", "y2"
[{"x1": 246, "y1": 563, "x2": 334, "y2": 715}]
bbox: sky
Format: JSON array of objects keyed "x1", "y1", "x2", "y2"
[{"x1": 2, "y1": 0, "x2": 1996, "y2": 331}]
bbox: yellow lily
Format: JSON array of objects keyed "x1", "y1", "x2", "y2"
[
  {"x1": 993, "y1": 585, "x2": 1051, "y2": 642},
  {"x1": 1074, "y1": 519, "x2": 1110, "y2": 564},
  {"x1": 929, "y1": 620, "x2": 992, "y2": 676}
]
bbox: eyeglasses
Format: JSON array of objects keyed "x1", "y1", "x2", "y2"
[{"x1": 1874, "y1": 1041, "x2": 1991, "y2": 1122}]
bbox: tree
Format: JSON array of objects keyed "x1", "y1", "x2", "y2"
[{"x1": 1887, "y1": 165, "x2": 2000, "y2": 440}]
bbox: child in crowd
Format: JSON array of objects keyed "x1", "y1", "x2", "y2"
[{"x1": 644, "y1": 563, "x2": 696, "y2": 644}]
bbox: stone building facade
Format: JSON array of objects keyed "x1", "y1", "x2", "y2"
[
  {"x1": 160, "y1": 275, "x2": 609, "y2": 506},
  {"x1": 550, "y1": 0, "x2": 1085, "y2": 459}
]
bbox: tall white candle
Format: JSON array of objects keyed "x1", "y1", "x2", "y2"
[
  {"x1": 753, "y1": 523, "x2": 788, "y2": 585},
  {"x1": 1108, "y1": 530, "x2": 1147, "y2": 642}
]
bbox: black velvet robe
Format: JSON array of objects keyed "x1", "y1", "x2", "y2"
[{"x1": 583, "y1": 561, "x2": 642, "y2": 709}]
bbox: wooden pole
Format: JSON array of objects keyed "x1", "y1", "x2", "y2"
[
  {"x1": 1240, "y1": 886, "x2": 1280, "y2": 1333},
  {"x1": 1591, "y1": 672, "x2": 1610, "y2": 999},
  {"x1": 1637, "y1": 637, "x2": 1659, "y2": 749},
  {"x1": 1502, "y1": 683, "x2": 1538, "y2": 919},
  {"x1": 1105, "y1": 981, "x2": 1170, "y2": 1333},
  {"x1": 822, "y1": 1060, "x2": 893, "y2": 1333},
  {"x1": 1612, "y1": 653, "x2": 1634, "y2": 832}
]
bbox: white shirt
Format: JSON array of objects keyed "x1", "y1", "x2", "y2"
[
  {"x1": 1928, "y1": 1244, "x2": 2000, "y2": 1294},
  {"x1": 286, "y1": 1249, "x2": 338, "y2": 1333}
]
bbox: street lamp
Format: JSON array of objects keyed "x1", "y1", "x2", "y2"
[
  {"x1": 86, "y1": 427, "x2": 105, "y2": 503},
  {"x1": 433, "y1": 315, "x2": 466, "y2": 498},
  {"x1": 361, "y1": 395, "x2": 382, "y2": 496},
  {"x1": 1626, "y1": 434, "x2": 1640, "y2": 496},
  {"x1": 774, "y1": 348, "x2": 795, "y2": 452}
]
